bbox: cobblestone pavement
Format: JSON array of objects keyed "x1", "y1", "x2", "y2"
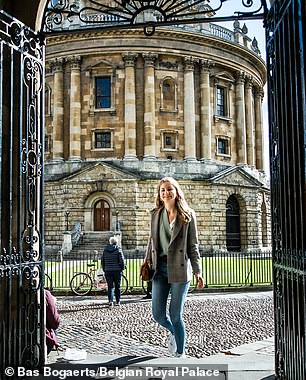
[{"x1": 55, "y1": 291, "x2": 274, "y2": 359}]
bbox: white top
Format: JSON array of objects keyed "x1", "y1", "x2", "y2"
[{"x1": 170, "y1": 218, "x2": 176, "y2": 231}]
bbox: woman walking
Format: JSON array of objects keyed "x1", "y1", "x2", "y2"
[
  {"x1": 101, "y1": 236, "x2": 126, "y2": 307},
  {"x1": 148, "y1": 177, "x2": 204, "y2": 357}
]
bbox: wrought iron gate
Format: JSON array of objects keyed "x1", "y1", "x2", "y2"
[
  {"x1": 0, "y1": 11, "x2": 45, "y2": 374},
  {"x1": 266, "y1": 1, "x2": 306, "y2": 379},
  {"x1": 1, "y1": 0, "x2": 305, "y2": 377}
]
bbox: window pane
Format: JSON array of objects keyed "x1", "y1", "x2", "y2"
[
  {"x1": 218, "y1": 138, "x2": 228, "y2": 154},
  {"x1": 45, "y1": 136, "x2": 50, "y2": 152},
  {"x1": 96, "y1": 77, "x2": 111, "y2": 108},
  {"x1": 95, "y1": 131, "x2": 111, "y2": 148},
  {"x1": 217, "y1": 87, "x2": 225, "y2": 116},
  {"x1": 164, "y1": 134, "x2": 176, "y2": 149},
  {"x1": 45, "y1": 87, "x2": 51, "y2": 114}
]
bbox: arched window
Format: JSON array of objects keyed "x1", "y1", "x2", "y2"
[
  {"x1": 226, "y1": 195, "x2": 241, "y2": 251},
  {"x1": 94, "y1": 200, "x2": 110, "y2": 231},
  {"x1": 160, "y1": 77, "x2": 177, "y2": 112},
  {"x1": 261, "y1": 201, "x2": 268, "y2": 247},
  {"x1": 45, "y1": 84, "x2": 51, "y2": 116}
]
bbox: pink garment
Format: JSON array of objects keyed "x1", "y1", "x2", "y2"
[{"x1": 45, "y1": 289, "x2": 60, "y2": 350}]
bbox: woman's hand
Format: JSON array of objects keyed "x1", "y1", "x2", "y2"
[{"x1": 195, "y1": 273, "x2": 204, "y2": 289}]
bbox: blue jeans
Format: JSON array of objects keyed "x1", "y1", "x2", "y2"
[
  {"x1": 104, "y1": 271, "x2": 122, "y2": 303},
  {"x1": 152, "y1": 259, "x2": 190, "y2": 354}
]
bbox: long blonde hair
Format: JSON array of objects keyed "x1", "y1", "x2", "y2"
[{"x1": 154, "y1": 177, "x2": 192, "y2": 224}]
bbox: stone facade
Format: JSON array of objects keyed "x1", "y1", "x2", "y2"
[
  {"x1": 44, "y1": 16, "x2": 271, "y2": 253},
  {"x1": 44, "y1": 162, "x2": 270, "y2": 253}
]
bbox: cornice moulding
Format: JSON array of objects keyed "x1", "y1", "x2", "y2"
[{"x1": 46, "y1": 28, "x2": 266, "y2": 83}]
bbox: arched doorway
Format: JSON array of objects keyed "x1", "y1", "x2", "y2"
[
  {"x1": 84, "y1": 191, "x2": 115, "y2": 232},
  {"x1": 261, "y1": 201, "x2": 268, "y2": 247},
  {"x1": 94, "y1": 199, "x2": 110, "y2": 231},
  {"x1": 226, "y1": 195, "x2": 241, "y2": 251}
]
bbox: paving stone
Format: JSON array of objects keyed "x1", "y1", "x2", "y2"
[{"x1": 54, "y1": 292, "x2": 274, "y2": 359}]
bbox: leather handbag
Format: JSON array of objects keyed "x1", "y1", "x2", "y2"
[{"x1": 140, "y1": 237, "x2": 155, "y2": 281}]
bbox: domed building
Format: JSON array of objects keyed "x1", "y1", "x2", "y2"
[{"x1": 43, "y1": 1, "x2": 270, "y2": 254}]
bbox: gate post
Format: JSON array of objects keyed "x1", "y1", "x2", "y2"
[{"x1": 266, "y1": 1, "x2": 306, "y2": 378}]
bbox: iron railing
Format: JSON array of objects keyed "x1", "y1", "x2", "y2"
[{"x1": 45, "y1": 249, "x2": 272, "y2": 292}]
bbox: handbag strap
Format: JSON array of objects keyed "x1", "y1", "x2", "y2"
[{"x1": 144, "y1": 236, "x2": 152, "y2": 262}]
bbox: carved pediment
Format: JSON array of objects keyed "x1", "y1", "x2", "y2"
[
  {"x1": 210, "y1": 166, "x2": 263, "y2": 187},
  {"x1": 214, "y1": 71, "x2": 235, "y2": 83},
  {"x1": 62, "y1": 163, "x2": 137, "y2": 182},
  {"x1": 86, "y1": 59, "x2": 116, "y2": 72}
]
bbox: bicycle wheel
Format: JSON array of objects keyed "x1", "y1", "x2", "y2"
[
  {"x1": 70, "y1": 272, "x2": 93, "y2": 296},
  {"x1": 44, "y1": 273, "x2": 53, "y2": 292},
  {"x1": 121, "y1": 274, "x2": 128, "y2": 295}
]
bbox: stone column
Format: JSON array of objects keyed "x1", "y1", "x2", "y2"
[
  {"x1": 200, "y1": 59, "x2": 214, "y2": 160},
  {"x1": 122, "y1": 52, "x2": 138, "y2": 160},
  {"x1": 184, "y1": 57, "x2": 196, "y2": 161},
  {"x1": 245, "y1": 76, "x2": 255, "y2": 166},
  {"x1": 235, "y1": 71, "x2": 247, "y2": 164},
  {"x1": 69, "y1": 55, "x2": 82, "y2": 161},
  {"x1": 51, "y1": 58, "x2": 65, "y2": 161},
  {"x1": 143, "y1": 53, "x2": 158, "y2": 160},
  {"x1": 254, "y1": 87, "x2": 265, "y2": 170}
]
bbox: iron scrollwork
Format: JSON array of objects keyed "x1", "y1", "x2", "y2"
[
  {"x1": 266, "y1": 0, "x2": 306, "y2": 378},
  {"x1": 43, "y1": 0, "x2": 268, "y2": 35},
  {"x1": 0, "y1": 10, "x2": 45, "y2": 371}
]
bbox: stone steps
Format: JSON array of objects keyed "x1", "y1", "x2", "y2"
[{"x1": 64, "y1": 231, "x2": 114, "y2": 259}]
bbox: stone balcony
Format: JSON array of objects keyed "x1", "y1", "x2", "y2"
[{"x1": 46, "y1": 7, "x2": 261, "y2": 56}]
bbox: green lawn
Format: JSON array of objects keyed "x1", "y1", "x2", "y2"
[
  {"x1": 203, "y1": 256, "x2": 272, "y2": 286},
  {"x1": 45, "y1": 255, "x2": 272, "y2": 292}
]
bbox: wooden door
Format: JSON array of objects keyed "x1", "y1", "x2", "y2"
[{"x1": 94, "y1": 200, "x2": 110, "y2": 231}]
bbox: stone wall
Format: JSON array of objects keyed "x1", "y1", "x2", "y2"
[
  {"x1": 45, "y1": 28, "x2": 266, "y2": 167},
  {"x1": 44, "y1": 163, "x2": 271, "y2": 253},
  {"x1": 43, "y1": 25, "x2": 270, "y2": 254}
]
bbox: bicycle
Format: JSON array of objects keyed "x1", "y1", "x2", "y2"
[
  {"x1": 44, "y1": 273, "x2": 53, "y2": 292},
  {"x1": 70, "y1": 264, "x2": 129, "y2": 296}
]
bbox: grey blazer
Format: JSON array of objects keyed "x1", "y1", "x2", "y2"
[{"x1": 149, "y1": 207, "x2": 202, "y2": 283}]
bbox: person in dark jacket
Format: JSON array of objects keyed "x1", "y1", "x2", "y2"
[
  {"x1": 101, "y1": 236, "x2": 126, "y2": 307},
  {"x1": 45, "y1": 288, "x2": 60, "y2": 354}
]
